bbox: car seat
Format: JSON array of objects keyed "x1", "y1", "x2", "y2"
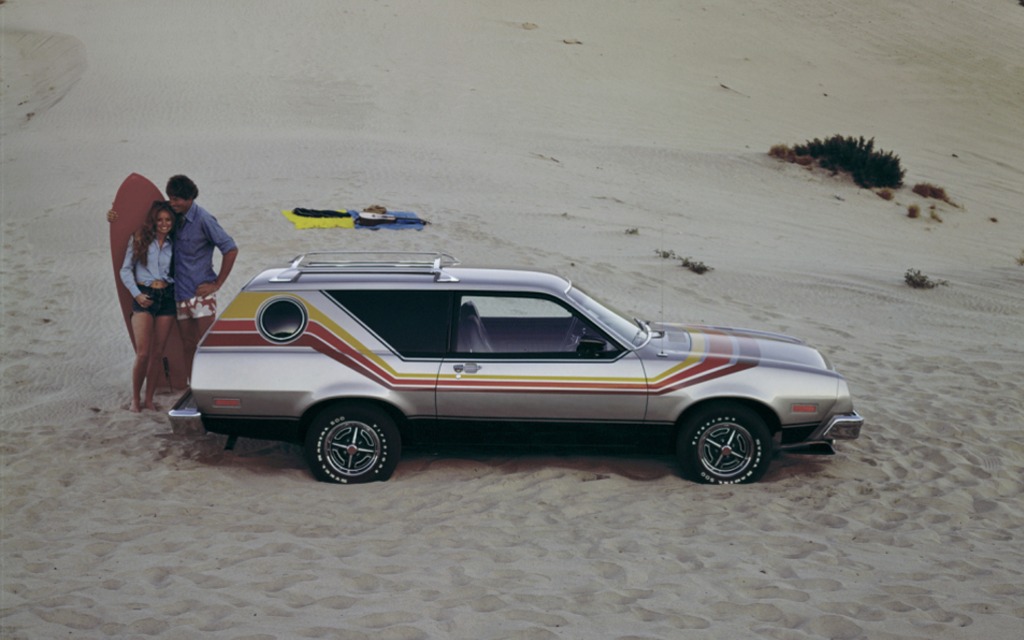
[{"x1": 457, "y1": 301, "x2": 494, "y2": 353}]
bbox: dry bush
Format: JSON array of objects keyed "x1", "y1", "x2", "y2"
[
  {"x1": 653, "y1": 250, "x2": 712, "y2": 274},
  {"x1": 768, "y1": 144, "x2": 820, "y2": 168},
  {"x1": 905, "y1": 269, "x2": 947, "y2": 289},
  {"x1": 912, "y1": 182, "x2": 957, "y2": 206},
  {"x1": 789, "y1": 135, "x2": 905, "y2": 188},
  {"x1": 907, "y1": 204, "x2": 921, "y2": 218},
  {"x1": 876, "y1": 188, "x2": 894, "y2": 201},
  {"x1": 1016, "y1": 250, "x2": 1024, "y2": 267},
  {"x1": 680, "y1": 257, "x2": 713, "y2": 275}
]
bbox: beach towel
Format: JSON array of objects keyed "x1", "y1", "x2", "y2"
[
  {"x1": 281, "y1": 208, "x2": 354, "y2": 229},
  {"x1": 281, "y1": 208, "x2": 426, "y2": 230},
  {"x1": 354, "y1": 210, "x2": 427, "y2": 230}
]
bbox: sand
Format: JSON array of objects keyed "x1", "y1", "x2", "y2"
[{"x1": 2, "y1": 1, "x2": 1023, "y2": 638}]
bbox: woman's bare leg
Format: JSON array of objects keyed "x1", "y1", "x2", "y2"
[
  {"x1": 143, "y1": 315, "x2": 176, "y2": 410},
  {"x1": 130, "y1": 312, "x2": 154, "y2": 413}
]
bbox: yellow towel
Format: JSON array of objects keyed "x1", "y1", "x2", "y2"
[{"x1": 281, "y1": 209, "x2": 355, "y2": 229}]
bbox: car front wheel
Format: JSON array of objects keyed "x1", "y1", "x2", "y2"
[
  {"x1": 677, "y1": 403, "x2": 772, "y2": 484},
  {"x1": 305, "y1": 403, "x2": 401, "y2": 484}
]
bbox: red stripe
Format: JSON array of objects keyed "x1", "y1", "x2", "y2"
[{"x1": 202, "y1": 323, "x2": 759, "y2": 395}]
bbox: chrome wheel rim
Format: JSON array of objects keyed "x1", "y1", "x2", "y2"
[
  {"x1": 697, "y1": 422, "x2": 754, "y2": 478},
  {"x1": 325, "y1": 421, "x2": 381, "y2": 477}
]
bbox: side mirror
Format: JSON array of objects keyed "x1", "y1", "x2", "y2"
[{"x1": 576, "y1": 336, "x2": 607, "y2": 357}]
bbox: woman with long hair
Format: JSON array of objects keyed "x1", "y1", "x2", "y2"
[{"x1": 119, "y1": 200, "x2": 176, "y2": 412}]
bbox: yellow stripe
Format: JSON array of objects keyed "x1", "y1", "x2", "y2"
[
  {"x1": 225, "y1": 292, "x2": 434, "y2": 380},
  {"x1": 222, "y1": 292, "x2": 656, "y2": 385},
  {"x1": 648, "y1": 330, "x2": 707, "y2": 383}
]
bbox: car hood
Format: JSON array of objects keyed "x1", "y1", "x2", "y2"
[{"x1": 650, "y1": 323, "x2": 832, "y2": 372}]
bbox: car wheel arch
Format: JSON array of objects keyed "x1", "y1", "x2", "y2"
[
  {"x1": 675, "y1": 397, "x2": 780, "y2": 437},
  {"x1": 299, "y1": 397, "x2": 408, "y2": 441}
]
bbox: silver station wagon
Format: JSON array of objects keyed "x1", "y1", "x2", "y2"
[{"x1": 170, "y1": 252, "x2": 862, "y2": 485}]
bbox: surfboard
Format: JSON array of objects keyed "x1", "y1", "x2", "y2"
[{"x1": 110, "y1": 173, "x2": 189, "y2": 390}]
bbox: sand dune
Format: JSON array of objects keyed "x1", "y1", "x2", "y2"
[{"x1": 2, "y1": 1, "x2": 1022, "y2": 638}]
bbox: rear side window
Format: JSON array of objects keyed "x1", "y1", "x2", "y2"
[{"x1": 327, "y1": 290, "x2": 452, "y2": 357}]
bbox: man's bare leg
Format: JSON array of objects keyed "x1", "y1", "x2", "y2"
[{"x1": 179, "y1": 315, "x2": 217, "y2": 385}]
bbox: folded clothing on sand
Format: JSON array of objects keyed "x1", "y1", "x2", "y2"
[
  {"x1": 281, "y1": 208, "x2": 426, "y2": 230},
  {"x1": 354, "y1": 210, "x2": 426, "y2": 230}
]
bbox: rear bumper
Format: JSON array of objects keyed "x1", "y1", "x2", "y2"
[
  {"x1": 168, "y1": 390, "x2": 202, "y2": 427},
  {"x1": 167, "y1": 390, "x2": 303, "y2": 443}
]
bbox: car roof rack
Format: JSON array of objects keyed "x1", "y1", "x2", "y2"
[{"x1": 272, "y1": 251, "x2": 462, "y2": 282}]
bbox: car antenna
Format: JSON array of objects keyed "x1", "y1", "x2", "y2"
[{"x1": 657, "y1": 222, "x2": 668, "y2": 357}]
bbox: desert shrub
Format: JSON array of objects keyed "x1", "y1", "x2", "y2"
[
  {"x1": 904, "y1": 268, "x2": 947, "y2": 289},
  {"x1": 912, "y1": 182, "x2": 957, "y2": 206},
  {"x1": 769, "y1": 144, "x2": 793, "y2": 160},
  {"x1": 625, "y1": 227, "x2": 639, "y2": 235},
  {"x1": 789, "y1": 135, "x2": 905, "y2": 188},
  {"x1": 654, "y1": 249, "x2": 677, "y2": 259},
  {"x1": 680, "y1": 257, "x2": 713, "y2": 274},
  {"x1": 1016, "y1": 250, "x2": 1024, "y2": 267},
  {"x1": 907, "y1": 204, "x2": 921, "y2": 218},
  {"x1": 876, "y1": 188, "x2": 894, "y2": 201}
]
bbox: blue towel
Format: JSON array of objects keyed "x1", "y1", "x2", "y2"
[{"x1": 353, "y1": 210, "x2": 427, "y2": 231}]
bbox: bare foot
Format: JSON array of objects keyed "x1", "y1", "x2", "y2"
[
  {"x1": 144, "y1": 401, "x2": 158, "y2": 411},
  {"x1": 130, "y1": 401, "x2": 141, "y2": 413}
]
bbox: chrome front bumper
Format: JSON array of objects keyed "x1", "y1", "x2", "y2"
[
  {"x1": 815, "y1": 411, "x2": 864, "y2": 441},
  {"x1": 778, "y1": 411, "x2": 863, "y2": 454}
]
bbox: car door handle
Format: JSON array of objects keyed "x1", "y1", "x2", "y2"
[{"x1": 453, "y1": 363, "x2": 481, "y2": 378}]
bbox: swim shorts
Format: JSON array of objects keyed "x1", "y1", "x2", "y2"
[{"x1": 177, "y1": 293, "x2": 218, "y2": 320}]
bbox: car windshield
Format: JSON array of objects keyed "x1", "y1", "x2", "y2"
[{"x1": 566, "y1": 285, "x2": 650, "y2": 348}]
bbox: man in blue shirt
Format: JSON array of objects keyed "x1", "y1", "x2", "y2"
[{"x1": 164, "y1": 175, "x2": 239, "y2": 381}]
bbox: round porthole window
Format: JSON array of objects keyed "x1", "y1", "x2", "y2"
[{"x1": 257, "y1": 297, "x2": 308, "y2": 344}]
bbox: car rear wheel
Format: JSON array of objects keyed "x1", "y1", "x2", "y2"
[
  {"x1": 304, "y1": 403, "x2": 401, "y2": 484},
  {"x1": 677, "y1": 403, "x2": 772, "y2": 484}
]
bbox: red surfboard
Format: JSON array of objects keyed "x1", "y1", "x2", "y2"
[{"x1": 110, "y1": 173, "x2": 189, "y2": 390}]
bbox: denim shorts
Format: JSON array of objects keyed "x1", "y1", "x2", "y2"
[{"x1": 132, "y1": 284, "x2": 177, "y2": 317}]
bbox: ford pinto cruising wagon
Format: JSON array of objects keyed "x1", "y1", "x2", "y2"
[{"x1": 170, "y1": 251, "x2": 862, "y2": 485}]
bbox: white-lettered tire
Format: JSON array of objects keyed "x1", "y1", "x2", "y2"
[
  {"x1": 677, "y1": 403, "x2": 772, "y2": 484},
  {"x1": 304, "y1": 403, "x2": 401, "y2": 484}
]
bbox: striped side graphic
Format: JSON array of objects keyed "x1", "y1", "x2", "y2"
[{"x1": 204, "y1": 293, "x2": 758, "y2": 395}]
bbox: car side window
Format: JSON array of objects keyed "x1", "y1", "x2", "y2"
[
  {"x1": 455, "y1": 294, "x2": 620, "y2": 358},
  {"x1": 326, "y1": 290, "x2": 451, "y2": 357}
]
